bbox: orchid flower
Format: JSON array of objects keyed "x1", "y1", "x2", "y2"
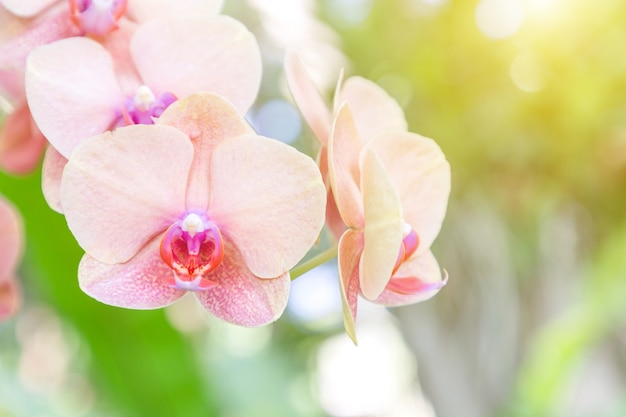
[
  {"x1": 0, "y1": 193, "x2": 23, "y2": 320},
  {"x1": 58, "y1": 93, "x2": 326, "y2": 326},
  {"x1": 25, "y1": 15, "x2": 261, "y2": 211},
  {"x1": 284, "y1": 50, "x2": 408, "y2": 238},
  {"x1": 0, "y1": 0, "x2": 222, "y2": 174},
  {"x1": 329, "y1": 105, "x2": 451, "y2": 344}
]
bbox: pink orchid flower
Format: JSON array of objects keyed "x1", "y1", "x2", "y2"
[
  {"x1": 0, "y1": 193, "x2": 23, "y2": 320},
  {"x1": 59, "y1": 93, "x2": 327, "y2": 326},
  {"x1": 25, "y1": 15, "x2": 261, "y2": 211},
  {"x1": 0, "y1": 0, "x2": 222, "y2": 174},
  {"x1": 329, "y1": 105, "x2": 451, "y2": 343},
  {"x1": 284, "y1": 50, "x2": 408, "y2": 238}
]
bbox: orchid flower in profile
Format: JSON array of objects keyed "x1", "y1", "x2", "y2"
[
  {"x1": 284, "y1": 49, "x2": 408, "y2": 238},
  {"x1": 329, "y1": 105, "x2": 451, "y2": 344},
  {"x1": 25, "y1": 15, "x2": 261, "y2": 211},
  {"x1": 59, "y1": 93, "x2": 326, "y2": 326},
  {"x1": 0, "y1": 193, "x2": 23, "y2": 320}
]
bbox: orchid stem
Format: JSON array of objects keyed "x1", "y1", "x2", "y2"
[{"x1": 290, "y1": 244, "x2": 338, "y2": 281}]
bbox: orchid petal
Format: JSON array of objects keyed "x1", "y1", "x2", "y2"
[
  {"x1": 131, "y1": 16, "x2": 261, "y2": 115},
  {"x1": 1, "y1": 0, "x2": 57, "y2": 17},
  {"x1": 61, "y1": 124, "x2": 193, "y2": 264},
  {"x1": 359, "y1": 148, "x2": 404, "y2": 301},
  {"x1": 209, "y1": 134, "x2": 326, "y2": 278},
  {"x1": 41, "y1": 145, "x2": 66, "y2": 213},
  {"x1": 78, "y1": 237, "x2": 185, "y2": 309},
  {"x1": 195, "y1": 239, "x2": 290, "y2": 326},
  {"x1": 328, "y1": 103, "x2": 364, "y2": 229},
  {"x1": 284, "y1": 49, "x2": 331, "y2": 144},
  {"x1": 364, "y1": 131, "x2": 450, "y2": 252},
  {"x1": 0, "y1": 8, "x2": 80, "y2": 69},
  {"x1": 25, "y1": 36, "x2": 122, "y2": 158},
  {"x1": 157, "y1": 93, "x2": 252, "y2": 211},
  {"x1": 338, "y1": 76, "x2": 407, "y2": 140},
  {"x1": 0, "y1": 100, "x2": 46, "y2": 174},
  {"x1": 375, "y1": 250, "x2": 446, "y2": 306},
  {"x1": 337, "y1": 228, "x2": 363, "y2": 345},
  {"x1": 0, "y1": 194, "x2": 22, "y2": 279},
  {"x1": 0, "y1": 277, "x2": 20, "y2": 320},
  {"x1": 125, "y1": 0, "x2": 222, "y2": 22}
]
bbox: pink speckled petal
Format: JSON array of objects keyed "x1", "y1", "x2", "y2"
[
  {"x1": 157, "y1": 93, "x2": 252, "y2": 211},
  {"x1": 78, "y1": 237, "x2": 185, "y2": 309},
  {"x1": 132, "y1": 16, "x2": 261, "y2": 115},
  {"x1": 209, "y1": 134, "x2": 326, "y2": 278},
  {"x1": 328, "y1": 104, "x2": 364, "y2": 229},
  {"x1": 41, "y1": 145, "x2": 66, "y2": 213},
  {"x1": 1, "y1": 0, "x2": 57, "y2": 17},
  {"x1": 375, "y1": 250, "x2": 446, "y2": 306},
  {"x1": 0, "y1": 277, "x2": 20, "y2": 320},
  {"x1": 25, "y1": 36, "x2": 122, "y2": 158},
  {"x1": 284, "y1": 49, "x2": 331, "y2": 144},
  {"x1": 338, "y1": 76, "x2": 407, "y2": 141},
  {"x1": 61, "y1": 124, "x2": 193, "y2": 264},
  {"x1": 0, "y1": 194, "x2": 22, "y2": 280},
  {"x1": 195, "y1": 239, "x2": 290, "y2": 326},
  {"x1": 337, "y1": 228, "x2": 362, "y2": 345},
  {"x1": 0, "y1": 100, "x2": 46, "y2": 174},
  {"x1": 359, "y1": 148, "x2": 404, "y2": 301},
  {"x1": 364, "y1": 131, "x2": 450, "y2": 252},
  {"x1": 125, "y1": 0, "x2": 222, "y2": 22}
]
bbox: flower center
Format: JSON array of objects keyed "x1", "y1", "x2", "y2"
[
  {"x1": 159, "y1": 213, "x2": 224, "y2": 291},
  {"x1": 121, "y1": 85, "x2": 177, "y2": 125},
  {"x1": 69, "y1": 0, "x2": 128, "y2": 36}
]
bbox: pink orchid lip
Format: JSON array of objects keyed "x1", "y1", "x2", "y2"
[
  {"x1": 159, "y1": 212, "x2": 224, "y2": 291},
  {"x1": 69, "y1": 0, "x2": 128, "y2": 36},
  {"x1": 385, "y1": 274, "x2": 447, "y2": 295},
  {"x1": 392, "y1": 224, "x2": 420, "y2": 275},
  {"x1": 121, "y1": 85, "x2": 177, "y2": 126}
]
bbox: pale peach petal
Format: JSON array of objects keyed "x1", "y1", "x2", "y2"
[
  {"x1": 284, "y1": 49, "x2": 331, "y2": 144},
  {"x1": 328, "y1": 104, "x2": 364, "y2": 229},
  {"x1": 0, "y1": 277, "x2": 20, "y2": 320},
  {"x1": 25, "y1": 36, "x2": 122, "y2": 158},
  {"x1": 0, "y1": 100, "x2": 46, "y2": 174},
  {"x1": 364, "y1": 131, "x2": 450, "y2": 252},
  {"x1": 375, "y1": 250, "x2": 446, "y2": 306},
  {"x1": 125, "y1": 0, "x2": 222, "y2": 22},
  {"x1": 359, "y1": 148, "x2": 404, "y2": 301},
  {"x1": 337, "y1": 228, "x2": 363, "y2": 345},
  {"x1": 41, "y1": 145, "x2": 66, "y2": 213},
  {"x1": 209, "y1": 134, "x2": 326, "y2": 278},
  {"x1": 195, "y1": 239, "x2": 290, "y2": 326},
  {"x1": 78, "y1": 238, "x2": 185, "y2": 309},
  {"x1": 61, "y1": 124, "x2": 193, "y2": 264},
  {"x1": 338, "y1": 76, "x2": 407, "y2": 140},
  {"x1": 131, "y1": 16, "x2": 261, "y2": 115},
  {"x1": 0, "y1": 194, "x2": 22, "y2": 279},
  {"x1": 1, "y1": 0, "x2": 57, "y2": 17},
  {"x1": 157, "y1": 93, "x2": 252, "y2": 211}
]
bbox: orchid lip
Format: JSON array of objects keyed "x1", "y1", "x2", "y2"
[
  {"x1": 69, "y1": 0, "x2": 128, "y2": 36},
  {"x1": 121, "y1": 85, "x2": 177, "y2": 125},
  {"x1": 159, "y1": 213, "x2": 224, "y2": 290}
]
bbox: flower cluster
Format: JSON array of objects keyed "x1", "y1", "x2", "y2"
[{"x1": 0, "y1": 0, "x2": 450, "y2": 340}]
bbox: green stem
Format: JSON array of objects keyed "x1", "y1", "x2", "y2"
[{"x1": 290, "y1": 244, "x2": 338, "y2": 280}]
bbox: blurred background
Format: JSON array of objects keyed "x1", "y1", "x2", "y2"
[{"x1": 2, "y1": 0, "x2": 626, "y2": 416}]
